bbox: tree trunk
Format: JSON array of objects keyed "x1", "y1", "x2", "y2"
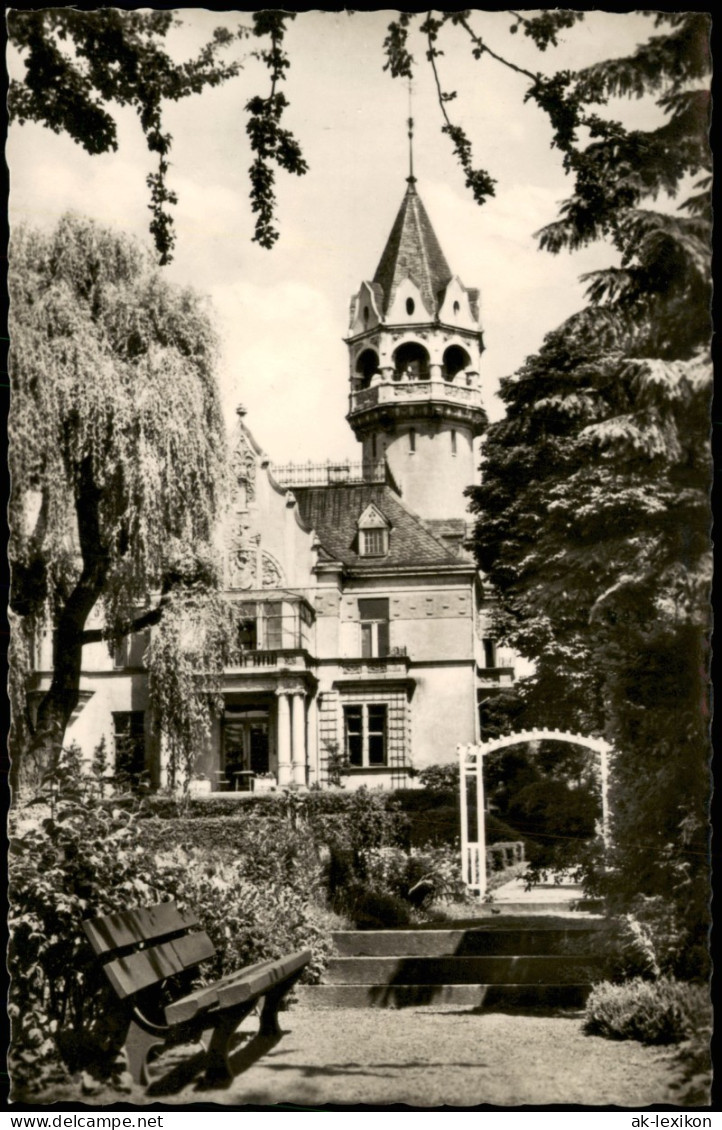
[{"x1": 11, "y1": 459, "x2": 110, "y2": 797}]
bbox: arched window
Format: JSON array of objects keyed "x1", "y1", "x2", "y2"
[
  {"x1": 355, "y1": 348, "x2": 380, "y2": 388},
  {"x1": 442, "y1": 344, "x2": 471, "y2": 380},
  {"x1": 406, "y1": 297, "x2": 415, "y2": 315},
  {"x1": 453, "y1": 300, "x2": 460, "y2": 316},
  {"x1": 393, "y1": 341, "x2": 430, "y2": 380}
]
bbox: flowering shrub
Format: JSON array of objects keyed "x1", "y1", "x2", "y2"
[
  {"x1": 171, "y1": 853, "x2": 334, "y2": 985},
  {"x1": 136, "y1": 811, "x2": 325, "y2": 898},
  {"x1": 584, "y1": 978, "x2": 711, "y2": 1046}
]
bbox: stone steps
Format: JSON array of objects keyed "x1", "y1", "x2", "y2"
[
  {"x1": 325, "y1": 954, "x2": 603, "y2": 984},
  {"x1": 298, "y1": 921, "x2": 609, "y2": 1011},
  {"x1": 296, "y1": 984, "x2": 592, "y2": 1009},
  {"x1": 332, "y1": 924, "x2": 604, "y2": 957}
]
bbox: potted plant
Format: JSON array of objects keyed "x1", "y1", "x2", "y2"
[{"x1": 254, "y1": 772, "x2": 277, "y2": 794}]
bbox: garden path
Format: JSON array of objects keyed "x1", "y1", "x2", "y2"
[
  {"x1": 141, "y1": 1006, "x2": 683, "y2": 1108},
  {"x1": 130, "y1": 887, "x2": 683, "y2": 1107}
]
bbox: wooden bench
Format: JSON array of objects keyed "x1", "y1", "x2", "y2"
[{"x1": 82, "y1": 901, "x2": 311, "y2": 1087}]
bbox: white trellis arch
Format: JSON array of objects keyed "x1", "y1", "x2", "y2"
[{"x1": 458, "y1": 730, "x2": 612, "y2": 898}]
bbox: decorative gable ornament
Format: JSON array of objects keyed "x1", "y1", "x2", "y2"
[{"x1": 230, "y1": 425, "x2": 257, "y2": 507}]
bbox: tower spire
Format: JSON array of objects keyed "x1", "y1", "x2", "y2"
[{"x1": 407, "y1": 78, "x2": 416, "y2": 186}]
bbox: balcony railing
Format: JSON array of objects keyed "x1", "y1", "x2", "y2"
[
  {"x1": 350, "y1": 379, "x2": 482, "y2": 415},
  {"x1": 271, "y1": 460, "x2": 378, "y2": 487},
  {"x1": 230, "y1": 648, "x2": 312, "y2": 672},
  {"x1": 339, "y1": 647, "x2": 411, "y2": 678},
  {"x1": 477, "y1": 666, "x2": 515, "y2": 687},
  {"x1": 240, "y1": 650, "x2": 279, "y2": 668}
]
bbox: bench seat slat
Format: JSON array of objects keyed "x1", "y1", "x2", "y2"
[
  {"x1": 217, "y1": 950, "x2": 312, "y2": 1010},
  {"x1": 83, "y1": 901, "x2": 313, "y2": 1088},
  {"x1": 104, "y1": 931, "x2": 216, "y2": 999},
  {"x1": 83, "y1": 903, "x2": 199, "y2": 955},
  {"x1": 165, "y1": 957, "x2": 281, "y2": 1024}
]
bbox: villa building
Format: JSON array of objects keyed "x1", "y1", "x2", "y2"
[{"x1": 30, "y1": 175, "x2": 514, "y2": 792}]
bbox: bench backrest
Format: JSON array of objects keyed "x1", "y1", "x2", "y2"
[{"x1": 82, "y1": 901, "x2": 215, "y2": 1001}]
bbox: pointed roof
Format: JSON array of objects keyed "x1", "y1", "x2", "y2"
[
  {"x1": 372, "y1": 179, "x2": 453, "y2": 318},
  {"x1": 293, "y1": 483, "x2": 463, "y2": 570}
]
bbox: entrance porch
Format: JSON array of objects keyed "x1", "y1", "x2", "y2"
[{"x1": 192, "y1": 667, "x2": 318, "y2": 792}]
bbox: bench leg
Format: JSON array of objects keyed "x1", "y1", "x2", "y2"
[
  {"x1": 258, "y1": 969, "x2": 306, "y2": 1038},
  {"x1": 200, "y1": 1004, "x2": 255, "y2": 1084},
  {"x1": 124, "y1": 1020, "x2": 166, "y2": 1087}
]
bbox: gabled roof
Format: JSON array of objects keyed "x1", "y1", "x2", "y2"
[
  {"x1": 293, "y1": 483, "x2": 465, "y2": 571},
  {"x1": 372, "y1": 180, "x2": 452, "y2": 318}
]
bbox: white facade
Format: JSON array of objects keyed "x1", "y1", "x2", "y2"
[{"x1": 29, "y1": 178, "x2": 514, "y2": 794}]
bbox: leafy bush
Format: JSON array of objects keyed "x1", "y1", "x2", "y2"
[
  {"x1": 394, "y1": 785, "x2": 529, "y2": 850},
  {"x1": 136, "y1": 812, "x2": 324, "y2": 896},
  {"x1": 507, "y1": 778, "x2": 599, "y2": 841},
  {"x1": 346, "y1": 886, "x2": 413, "y2": 930},
  {"x1": 301, "y1": 787, "x2": 408, "y2": 855},
  {"x1": 8, "y1": 750, "x2": 335, "y2": 1099},
  {"x1": 584, "y1": 979, "x2": 710, "y2": 1045},
  {"x1": 169, "y1": 852, "x2": 334, "y2": 985},
  {"x1": 133, "y1": 786, "x2": 409, "y2": 854},
  {"x1": 606, "y1": 895, "x2": 710, "y2": 983},
  {"x1": 363, "y1": 844, "x2": 470, "y2": 910},
  {"x1": 9, "y1": 767, "x2": 188, "y2": 1094},
  {"x1": 417, "y1": 763, "x2": 460, "y2": 792}
]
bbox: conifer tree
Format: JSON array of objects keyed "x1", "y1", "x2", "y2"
[{"x1": 466, "y1": 13, "x2": 711, "y2": 971}]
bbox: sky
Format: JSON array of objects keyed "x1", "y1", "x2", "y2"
[{"x1": 7, "y1": 10, "x2": 665, "y2": 465}]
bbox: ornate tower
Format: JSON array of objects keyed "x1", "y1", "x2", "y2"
[{"x1": 346, "y1": 175, "x2": 487, "y2": 521}]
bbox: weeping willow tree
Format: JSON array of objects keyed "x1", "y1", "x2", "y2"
[{"x1": 8, "y1": 213, "x2": 236, "y2": 793}]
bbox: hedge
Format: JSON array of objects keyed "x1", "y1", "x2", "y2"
[{"x1": 129, "y1": 787, "x2": 533, "y2": 854}]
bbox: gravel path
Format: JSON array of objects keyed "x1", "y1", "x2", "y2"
[{"x1": 138, "y1": 1006, "x2": 681, "y2": 1109}]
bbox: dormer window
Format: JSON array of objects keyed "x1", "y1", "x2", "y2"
[
  {"x1": 357, "y1": 503, "x2": 391, "y2": 557},
  {"x1": 361, "y1": 528, "x2": 388, "y2": 556}
]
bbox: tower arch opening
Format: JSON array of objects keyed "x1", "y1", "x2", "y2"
[
  {"x1": 355, "y1": 348, "x2": 380, "y2": 388},
  {"x1": 443, "y1": 344, "x2": 471, "y2": 380},
  {"x1": 393, "y1": 341, "x2": 430, "y2": 381}
]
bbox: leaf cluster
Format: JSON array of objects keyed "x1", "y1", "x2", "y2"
[
  {"x1": 245, "y1": 13, "x2": 308, "y2": 249},
  {"x1": 8, "y1": 9, "x2": 245, "y2": 263},
  {"x1": 8, "y1": 751, "x2": 188, "y2": 1095},
  {"x1": 8, "y1": 9, "x2": 309, "y2": 260},
  {"x1": 8, "y1": 754, "x2": 340, "y2": 1097}
]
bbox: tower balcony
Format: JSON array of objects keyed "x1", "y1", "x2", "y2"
[{"x1": 348, "y1": 378, "x2": 486, "y2": 437}]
